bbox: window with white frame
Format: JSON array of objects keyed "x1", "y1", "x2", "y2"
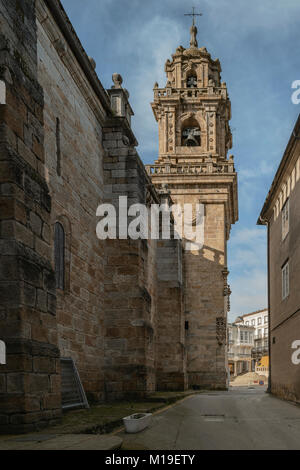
[
  {"x1": 258, "y1": 317, "x2": 262, "y2": 325},
  {"x1": 282, "y1": 261, "x2": 289, "y2": 300},
  {"x1": 282, "y1": 199, "x2": 289, "y2": 240},
  {"x1": 264, "y1": 315, "x2": 268, "y2": 324},
  {"x1": 251, "y1": 319, "x2": 255, "y2": 326}
]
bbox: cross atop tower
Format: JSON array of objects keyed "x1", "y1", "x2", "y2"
[
  {"x1": 184, "y1": 6, "x2": 203, "y2": 26},
  {"x1": 184, "y1": 7, "x2": 203, "y2": 48}
]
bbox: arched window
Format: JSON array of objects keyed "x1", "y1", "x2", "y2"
[
  {"x1": 181, "y1": 117, "x2": 201, "y2": 146},
  {"x1": 54, "y1": 222, "x2": 65, "y2": 290}
]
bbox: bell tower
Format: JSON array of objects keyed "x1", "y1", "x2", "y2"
[{"x1": 147, "y1": 14, "x2": 238, "y2": 390}]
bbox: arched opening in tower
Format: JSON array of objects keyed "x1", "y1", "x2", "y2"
[
  {"x1": 187, "y1": 74, "x2": 197, "y2": 88},
  {"x1": 181, "y1": 117, "x2": 201, "y2": 146}
]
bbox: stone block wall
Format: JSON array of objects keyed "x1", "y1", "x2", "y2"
[
  {"x1": 36, "y1": 1, "x2": 107, "y2": 403},
  {"x1": 155, "y1": 238, "x2": 187, "y2": 391},
  {"x1": 102, "y1": 122, "x2": 159, "y2": 399},
  {"x1": 0, "y1": 0, "x2": 61, "y2": 433},
  {"x1": 185, "y1": 203, "x2": 228, "y2": 390}
]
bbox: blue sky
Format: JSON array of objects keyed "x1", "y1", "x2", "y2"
[{"x1": 62, "y1": 0, "x2": 300, "y2": 321}]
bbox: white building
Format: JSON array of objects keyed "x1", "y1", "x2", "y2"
[
  {"x1": 234, "y1": 309, "x2": 269, "y2": 376},
  {"x1": 236, "y1": 309, "x2": 268, "y2": 338},
  {"x1": 228, "y1": 321, "x2": 255, "y2": 376}
]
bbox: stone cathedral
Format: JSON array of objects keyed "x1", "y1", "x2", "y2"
[{"x1": 0, "y1": 0, "x2": 238, "y2": 434}]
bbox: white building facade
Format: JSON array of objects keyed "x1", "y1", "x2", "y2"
[
  {"x1": 235, "y1": 309, "x2": 269, "y2": 376},
  {"x1": 228, "y1": 321, "x2": 255, "y2": 376}
]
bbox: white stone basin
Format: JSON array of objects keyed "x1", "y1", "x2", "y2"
[{"x1": 123, "y1": 412, "x2": 152, "y2": 433}]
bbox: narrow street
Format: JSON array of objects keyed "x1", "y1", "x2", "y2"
[{"x1": 119, "y1": 387, "x2": 300, "y2": 450}]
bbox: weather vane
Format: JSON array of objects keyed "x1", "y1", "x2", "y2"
[{"x1": 184, "y1": 7, "x2": 203, "y2": 48}]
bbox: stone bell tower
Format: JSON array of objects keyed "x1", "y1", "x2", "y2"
[{"x1": 146, "y1": 16, "x2": 238, "y2": 389}]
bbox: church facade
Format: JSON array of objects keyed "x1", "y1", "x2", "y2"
[{"x1": 0, "y1": 0, "x2": 238, "y2": 433}]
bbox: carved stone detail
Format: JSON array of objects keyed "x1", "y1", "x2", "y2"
[{"x1": 216, "y1": 317, "x2": 226, "y2": 346}]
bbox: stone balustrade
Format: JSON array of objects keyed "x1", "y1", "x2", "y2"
[
  {"x1": 154, "y1": 87, "x2": 227, "y2": 100},
  {"x1": 145, "y1": 161, "x2": 235, "y2": 176}
]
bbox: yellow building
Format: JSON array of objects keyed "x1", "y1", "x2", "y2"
[{"x1": 255, "y1": 356, "x2": 269, "y2": 376}]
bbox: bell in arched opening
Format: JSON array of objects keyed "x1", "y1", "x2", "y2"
[
  {"x1": 182, "y1": 126, "x2": 201, "y2": 146},
  {"x1": 186, "y1": 74, "x2": 197, "y2": 88}
]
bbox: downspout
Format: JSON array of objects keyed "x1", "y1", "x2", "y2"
[
  {"x1": 258, "y1": 215, "x2": 271, "y2": 393},
  {"x1": 267, "y1": 221, "x2": 271, "y2": 394},
  {"x1": 257, "y1": 216, "x2": 272, "y2": 393}
]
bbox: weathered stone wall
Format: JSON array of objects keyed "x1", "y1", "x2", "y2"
[
  {"x1": 0, "y1": 0, "x2": 61, "y2": 433},
  {"x1": 102, "y1": 121, "x2": 159, "y2": 399},
  {"x1": 36, "y1": 0, "x2": 107, "y2": 403},
  {"x1": 175, "y1": 198, "x2": 228, "y2": 389},
  {"x1": 155, "y1": 237, "x2": 186, "y2": 391}
]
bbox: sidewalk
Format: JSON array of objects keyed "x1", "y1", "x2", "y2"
[
  {"x1": 0, "y1": 433, "x2": 123, "y2": 450},
  {"x1": 0, "y1": 390, "x2": 200, "y2": 450}
]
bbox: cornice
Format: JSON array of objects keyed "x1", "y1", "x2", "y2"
[{"x1": 37, "y1": 0, "x2": 112, "y2": 126}]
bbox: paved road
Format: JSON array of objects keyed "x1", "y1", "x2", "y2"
[{"x1": 118, "y1": 387, "x2": 300, "y2": 450}]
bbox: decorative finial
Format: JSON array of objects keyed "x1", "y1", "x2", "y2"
[
  {"x1": 112, "y1": 73, "x2": 123, "y2": 88},
  {"x1": 89, "y1": 57, "x2": 96, "y2": 70},
  {"x1": 184, "y1": 7, "x2": 203, "y2": 48}
]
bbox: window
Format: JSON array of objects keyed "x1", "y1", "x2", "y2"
[
  {"x1": 258, "y1": 317, "x2": 262, "y2": 325},
  {"x1": 56, "y1": 117, "x2": 61, "y2": 176},
  {"x1": 240, "y1": 331, "x2": 244, "y2": 342},
  {"x1": 264, "y1": 328, "x2": 268, "y2": 337},
  {"x1": 282, "y1": 261, "x2": 289, "y2": 300},
  {"x1": 54, "y1": 222, "x2": 65, "y2": 290},
  {"x1": 246, "y1": 321, "x2": 249, "y2": 326},
  {"x1": 251, "y1": 319, "x2": 255, "y2": 326},
  {"x1": 264, "y1": 315, "x2": 268, "y2": 324},
  {"x1": 282, "y1": 199, "x2": 289, "y2": 240},
  {"x1": 258, "y1": 329, "x2": 262, "y2": 338}
]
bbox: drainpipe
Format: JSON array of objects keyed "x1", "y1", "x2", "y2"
[
  {"x1": 258, "y1": 215, "x2": 271, "y2": 393},
  {"x1": 267, "y1": 221, "x2": 271, "y2": 394}
]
